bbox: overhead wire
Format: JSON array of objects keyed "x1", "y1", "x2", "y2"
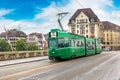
[{"x1": 42, "y1": 0, "x2": 69, "y2": 29}]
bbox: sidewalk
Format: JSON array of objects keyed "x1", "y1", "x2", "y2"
[{"x1": 0, "y1": 56, "x2": 48, "y2": 67}]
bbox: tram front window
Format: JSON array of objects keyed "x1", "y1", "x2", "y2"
[
  {"x1": 58, "y1": 38, "x2": 69, "y2": 48},
  {"x1": 49, "y1": 38, "x2": 57, "y2": 49}
]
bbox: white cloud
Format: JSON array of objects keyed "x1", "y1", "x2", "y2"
[
  {"x1": 0, "y1": 19, "x2": 57, "y2": 34},
  {"x1": 34, "y1": 0, "x2": 117, "y2": 31},
  {"x1": 111, "y1": 10, "x2": 120, "y2": 19},
  {"x1": 0, "y1": 8, "x2": 14, "y2": 17},
  {"x1": 0, "y1": 19, "x2": 15, "y2": 32},
  {"x1": 0, "y1": 0, "x2": 120, "y2": 34}
]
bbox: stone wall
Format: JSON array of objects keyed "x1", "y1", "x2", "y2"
[{"x1": 0, "y1": 50, "x2": 47, "y2": 61}]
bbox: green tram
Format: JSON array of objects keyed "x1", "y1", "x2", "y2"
[{"x1": 48, "y1": 29, "x2": 102, "y2": 60}]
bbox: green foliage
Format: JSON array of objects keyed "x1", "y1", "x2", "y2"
[
  {"x1": 26, "y1": 43, "x2": 38, "y2": 50},
  {"x1": 16, "y1": 39, "x2": 26, "y2": 51},
  {"x1": 0, "y1": 39, "x2": 12, "y2": 52}
]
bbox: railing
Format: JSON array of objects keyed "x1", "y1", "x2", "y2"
[{"x1": 0, "y1": 50, "x2": 48, "y2": 61}]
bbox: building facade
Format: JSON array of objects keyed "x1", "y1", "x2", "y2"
[
  {"x1": 102, "y1": 21, "x2": 120, "y2": 50},
  {"x1": 0, "y1": 29, "x2": 27, "y2": 50},
  {"x1": 68, "y1": 8, "x2": 102, "y2": 39},
  {"x1": 26, "y1": 33, "x2": 46, "y2": 49}
]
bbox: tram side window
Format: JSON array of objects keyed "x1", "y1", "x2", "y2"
[
  {"x1": 71, "y1": 39, "x2": 75, "y2": 47},
  {"x1": 92, "y1": 42, "x2": 95, "y2": 48},
  {"x1": 76, "y1": 40, "x2": 80, "y2": 47},
  {"x1": 70, "y1": 39, "x2": 84, "y2": 47},
  {"x1": 87, "y1": 41, "x2": 95, "y2": 50},
  {"x1": 87, "y1": 42, "x2": 91, "y2": 49},
  {"x1": 96, "y1": 41, "x2": 99, "y2": 47},
  {"x1": 58, "y1": 38, "x2": 69, "y2": 48},
  {"x1": 80, "y1": 40, "x2": 84, "y2": 47},
  {"x1": 77, "y1": 40, "x2": 84, "y2": 47},
  {"x1": 64, "y1": 38, "x2": 69, "y2": 47},
  {"x1": 96, "y1": 41, "x2": 101, "y2": 48}
]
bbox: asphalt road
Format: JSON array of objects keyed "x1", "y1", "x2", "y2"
[{"x1": 0, "y1": 51, "x2": 120, "y2": 80}]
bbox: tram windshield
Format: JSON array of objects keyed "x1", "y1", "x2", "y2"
[{"x1": 49, "y1": 38, "x2": 57, "y2": 49}]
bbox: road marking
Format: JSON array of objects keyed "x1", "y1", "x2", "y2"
[{"x1": 85, "y1": 53, "x2": 120, "y2": 75}]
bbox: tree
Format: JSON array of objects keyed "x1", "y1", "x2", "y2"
[
  {"x1": 16, "y1": 39, "x2": 26, "y2": 51},
  {"x1": 26, "y1": 43, "x2": 38, "y2": 50},
  {"x1": 0, "y1": 39, "x2": 11, "y2": 52}
]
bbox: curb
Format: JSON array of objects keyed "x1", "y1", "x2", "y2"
[{"x1": 0, "y1": 56, "x2": 48, "y2": 67}]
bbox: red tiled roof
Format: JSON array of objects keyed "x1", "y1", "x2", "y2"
[
  {"x1": 102, "y1": 21, "x2": 120, "y2": 31},
  {"x1": 29, "y1": 33, "x2": 43, "y2": 38},
  {"x1": 68, "y1": 8, "x2": 99, "y2": 24},
  {"x1": 0, "y1": 29, "x2": 27, "y2": 38}
]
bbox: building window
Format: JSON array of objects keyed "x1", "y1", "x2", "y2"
[
  {"x1": 90, "y1": 18, "x2": 94, "y2": 22},
  {"x1": 90, "y1": 25, "x2": 94, "y2": 33},
  {"x1": 80, "y1": 25, "x2": 85, "y2": 34},
  {"x1": 77, "y1": 25, "x2": 79, "y2": 28},
  {"x1": 71, "y1": 20, "x2": 75, "y2": 23},
  {"x1": 103, "y1": 42, "x2": 105, "y2": 44},
  {"x1": 71, "y1": 26, "x2": 75, "y2": 33},
  {"x1": 80, "y1": 25, "x2": 85, "y2": 29},
  {"x1": 86, "y1": 35, "x2": 88, "y2": 38},
  {"x1": 80, "y1": 19, "x2": 85, "y2": 23},
  {"x1": 80, "y1": 30, "x2": 85, "y2": 34},
  {"x1": 86, "y1": 30, "x2": 88, "y2": 33},
  {"x1": 77, "y1": 30, "x2": 79, "y2": 34},
  {"x1": 77, "y1": 20, "x2": 79, "y2": 23},
  {"x1": 77, "y1": 19, "x2": 86, "y2": 23},
  {"x1": 81, "y1": 15, "x2": 83, "y2": 18},
  {"x1": 86, "y1": 25, "x2": 88, "y2": 28}
]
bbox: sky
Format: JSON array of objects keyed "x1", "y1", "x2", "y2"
[{"x1": 0, "y1": 0, "x2": 120, "y2": 34}]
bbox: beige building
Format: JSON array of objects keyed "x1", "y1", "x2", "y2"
[
  {"x1": 26, "y1": 33, "x2": 46, "y2": 49},
  {"x1": 102, "y1": 21, "x2": 120, "y2": 50},
  {"x1": 0, "y1": 29, "x2": 27, "y2": 50},
  {"x1": 68, "y1": 8, "x2": 102, "y2": 39}
]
